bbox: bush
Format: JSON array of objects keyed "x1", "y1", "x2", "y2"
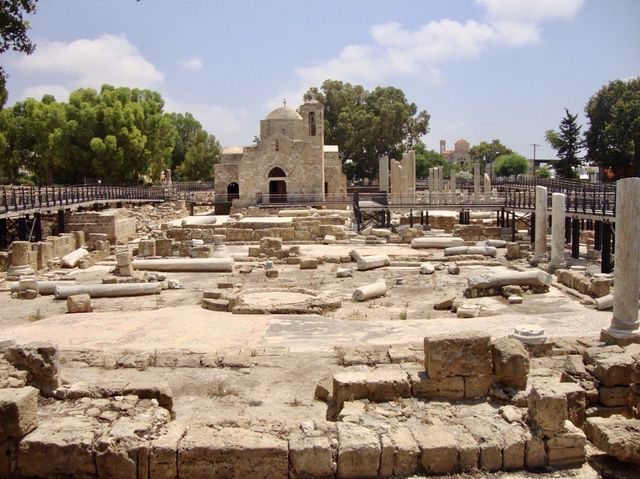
[
  {"x1": 536, "y1": 166, "x2": 551, "y2": 178},
  {"x1": 494, "y1": 153, "x2": 530, "y2": 177}
]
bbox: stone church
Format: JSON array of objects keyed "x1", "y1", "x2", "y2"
[{"x1": 214, "y1": 100, "x2": 347, "y2": 208}]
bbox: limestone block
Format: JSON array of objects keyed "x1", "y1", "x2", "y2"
[
  {"x1": 491, "y1": 337, "x2": 530, "y2": 390},
  {"x1": 555, "y1": 382, "x2": 588, "y2": 427},
  {"x1": 386, "y1": 426, "x2": 419, "y2": 477},
  {"x1": 599, "y1": 386, "x2": 630, "y2": 406},
  {"x1": 0, "y1": 386, "x2": 38, "y2": 439},
  {"x1": 461, "y1": 418, "x2": 502, "y2": 471},
  {"x1": 593, "y1": 354, "x2": 635, "y2": 387},
  {"x1": 201, "y1": 299, "x2": 229, "y2": 312},
  {"x1": 545, "y1": 423, "x2": 587, "y2": 468},
  {"x1": 523, "y1": 430, "x2": 546, "y2": 468},
  {"x1": 289, "y1": 434, "x2": 336, "y2": 478},
  {"x1": 18, "y1": 416, "x2": 100, "y2": 477},
  {"x1": 409, "y1": 370, "x2": 464, "y2": 400},
  {"x1": 333, "y1": 368, "x2": 410, "y2": 405},
  {"x1": 66, "y1": 294, "x2": 93, "y2": 314},
  {"x1": 448, "y1": 426, "x2": 478, "y2": 471},
  {"x1": 138, "y1": 240, "x2": 156, "y2": 257},
  {"x1": 412, "y1": 424, "x2": 459, "y2": 474},
  {"x1": 590, "y1": 277, "x2": 611, "y2": 298},
  {"x1": 528, "y1": 384, "x2": 568, "y2": 437},
  {"x1": 323, "y1": 235, "x2": 336, "y2": 244},
  {"x1": 178, "y1": 426, "x2": 288, "y2": 479},
  {"x1": 464, "y1": 374, "x2": 492, "y2": 398},
  {"x1": 336, "y1": 423, "x2": 380, "y2": 479},
  {"x1": 150, "y1": 421, "x2": 186, "y2": 479},
  {"x1": 497, "y1": 422, "x2": 526, "y2": 470},
  {"x1": 4, "y1": 342, "x2": 61, "y2": 395},
  {"x1": 424, "y1": 331, "x2": 492, "y2": 379},
  {"x1": 260, "y1": 237, "x2": 282, "y2": 253},
  {"x1": 299, "y1": 257, "x2": 319, "y2": 270},
  {"x1": 585, "y1": 416, "x2": 640, "y2": 466},
  {"x1": 155, "y1": 239, "x2": 173, "y2": 257},
  {"x1": 96, "y1": 417, "x2": 150, "y2": 479}
]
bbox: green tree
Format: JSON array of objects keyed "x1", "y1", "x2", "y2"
[
  {"x1": 545, "y1": 108, "x2": 583, "y2": 178},
  {"x1": 536, "y1": 166, "x2": 552, "y2": 178},
  {"x1": 0, "y1": 0, "x2": 38, "y2": 109},
  {"x1": 414, "y1": 140, "x2": 450, "y2": 178},
  {"x1": 585, "y1": 77, "x2": 640, "y2": 178},
  {"x1": 167, "y1": 112, "x2": 221, "y2": 180},
  {"x1": 304, "y1": 80, "x2": 430, "y2": 179},
  {"x1": 494, "y1": 153, "x2": 530, "y2": 177},
  {"x1": 469, "y1": 139, "x2": 514, "y2": 174}
]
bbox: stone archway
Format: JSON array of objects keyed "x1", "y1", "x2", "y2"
[
  {"x1": 227, "y1": 182, "x2": 239, "y2": 201},
  {"x1": 268, "y1": 167, "x2": 287, "y2": 203}
]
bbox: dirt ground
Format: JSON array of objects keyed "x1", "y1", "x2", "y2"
[{"x1": 0, "y1": 235, "x2": 631, "y2": 478}]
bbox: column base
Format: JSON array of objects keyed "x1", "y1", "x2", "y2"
[
  {"x1": 530, "y1": 255, "x2": 548, "y2": 266},
  {"x1": 6, "y1": 265, "x2": 35, "y2": 281},
  {"x1": 548, "y1": 260, "x2": 566, "y2": 271},
  {"x1": 600, "y1": 327, "x2": 640, "y2": 347}
]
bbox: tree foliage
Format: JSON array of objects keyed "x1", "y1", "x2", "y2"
[
  {"x1": 304, "y1": 79, "x2": 430, "y2": 179},
  {"x1": 414, "y1": 140, "x2": 451, "y2": 178},
  {"x1": 469, "y1": 139, "x2": 514, "y2": 165},
  {"x1": 167, "y1": 112, "x2": 221, "y2": 181},
  {"x1": 0, "y1": 84, "x2": 220, "y2": 184},
  {"x1": 0, "y1": 0, "x2": 38, "y2": 109},
  {"x1": 585, "y1": 77, "x2": 640, "y2": 177},
  {"x1": 545, "y1": 108, "x2": 582, "y2": 179},
  {"x1": 494, "y1": 153, "x2": 529, "y2": 177}
]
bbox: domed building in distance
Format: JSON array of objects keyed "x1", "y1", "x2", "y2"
[{"x1": 214, "y1": 100, "x2": 347, "y2": 209}]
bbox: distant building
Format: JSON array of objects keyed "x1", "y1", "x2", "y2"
[
  {"x1": 214, "y1": 100, "x2": 347, "y2": 207},
  {"x1": 440, "y1": 138, "x2": 471, "y2": 166}
]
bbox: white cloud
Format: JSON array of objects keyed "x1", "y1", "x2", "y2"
[
  {"x1": 12, "y1": 33, "x2": 164, "y2": 90},
  {"x1": 181, "y1": 56, "x2": 203, "y2": 71},
  {"x1": 285, "y1": 0, "x2": 584, "y2": 93},
  {"x1": 476, "y1": 0, "x2": 585, "y2": 22},
  {"x1": 21, "y1": 84, "x2": 71, "y2": 102},
  {"x1": 164, "y1": 97, "x2": 250, "y2": 146}
]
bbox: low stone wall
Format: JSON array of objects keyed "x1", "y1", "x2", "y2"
[{"x1": 65, "y1": 208, "x2": 136, "y2": 244}]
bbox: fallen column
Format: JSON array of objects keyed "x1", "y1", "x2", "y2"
[
  {"x1": 352, "y1": 281, "x2": 387, "y2": 301},
  {"x1": 411, "y1": 237, "x2": 464, "y2": 249},
  {"x1": 11, "y1": 280, "x2": 76, "y2": 295},
  {"x1": 467, "y1": 270, "x2": 553, "y2": 289},
  {"x1": 595, "y1": 294, "x2": 613, "y2": 311},
  {"x1": 132, "y1": 257, "x2": 234, "y2": 272},
  {"x1": 61, "y1": 248, "x2": 90, "y2": 268},
  {"x1": 54, "y1": 283, "x2": 162, "y2": 299},
  {"x1": 349, "y1": 250, "x2": 389, "y2": 271},
  {"x1": 444, "y1": 246, "x2": 497, "y2": 257},
  {"x1": 180, "y1": 216, "x2": 217, "y2": 226}
]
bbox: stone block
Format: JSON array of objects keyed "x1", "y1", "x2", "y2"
[
  {"x1": 67, "y1": 294, "x2": 93, "y2": 313},
  {"x1": 149, "y1": 421, "x2": 186, "y2": 479},
  {"x1": 336, "y1": 423, "x2": 380, "y2": 479},
  {"x1": 387, "y1": 426, "x2": 419, "y2": 477},
  {"x1": 424, "y1": 331, "x2": 492, "y2": 378},
  {"x1": 546, "y1": 446, "x2": 585, "y2": 467},
  {"x1": 523, "y1": 430, "x2": 546, "y2": 468},
  {"x1": 333, "y1": 368, "x2": 410, "y2": 405},
  {"x1": 599, "y1": 386, "x2": 630, "y2": 406},
  {"x1": 4, "y1": 342, "x2": 61, "y2": 395},
  {"x1": 464, "y1": 374, "x2": 492, "y2": 398},
  {"x1": 0, "y1": 386, "x2": 38, "y2": 439},
  {"x1": 528, "y1": 384, "x2": 568, "y2": 437},
  {"x1": 412, "y1": 424, "x2": 459, "y2": 474},
  {"x1": 593, "y1": 354, "x2": 635, "y2": 387},
  {"x1": 155, "y1": 239, "x2": 173, "y2": 257},
  {"x1": 299, "y1": 257, "x2": 319, "y2": 270},
  {"x1": 498, "y1": 422, "x2": 526, "y2": 470},
  {"x1": 178, "y1": 426, "x2": 288, "y2": 479},
  {"x1": 18, "y1": 416, "x2": 99, "y2": 478},
  {"x1": 409, "y1": 370, "x2": 464, "y2": 400},
  {"x1": 585, "y1": 416, "x2": 640, "y2": 466},
  {"x1": 201, "y1": 299, "x2": 229, "y2": 312},
  {"x1": 491, "y1": 337, "x2": 530, "y2": 390},
  {"x1": 289, "y1": 434, "x2": 336, "y2": 479},
  {"x1": 451, "y1": 427, "x2": 478, "y2": 471}
]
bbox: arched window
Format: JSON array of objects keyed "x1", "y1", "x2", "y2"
[
  {"x1": 268, "y1": 167, "x2": 286, "y2": 177},
  {"x1": 309, "y1": 112, "x2": 316, "y2": 136}
]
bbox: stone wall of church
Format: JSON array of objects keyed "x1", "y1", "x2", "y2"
[{"x1": 213, "y1": 163, "x2": 239, "y2": 202}]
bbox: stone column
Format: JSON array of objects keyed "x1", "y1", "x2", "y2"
[
  {"x1": 404, "y1": 150, "x2": 416, "y2": 202},
  {"x1": 603, "y1": 177, "x2": 640, "y2": 344},
  {"x1": 165, "y1": 168, "x2": 172, "y2": 185},
  {"x1": 549, "y1": 193, "x2": 566, "y2": 270},
  {"x1": 390, "y1": 160, "x2": 401, "y2": 205},
  {"x1": 8, "y1": 241, "x2": 34, "y2": 277},
  {"x1": 533, "y1": 186, "x2": 548, "y2": 262},
  {"x1": 483, "y1": 173, "x2": 491, "y2": 196},
  {"x1": 473, "y1": 160, "x2": 481, "y2": 196},
  {"x1": 379, "y1": 156, "x2": 389, "y2": 193}
]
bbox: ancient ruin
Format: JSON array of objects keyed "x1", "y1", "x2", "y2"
[{"x1": 1, "y1": 162, "x2": 639, "y2": 479}]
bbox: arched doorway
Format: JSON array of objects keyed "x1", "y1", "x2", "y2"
[
  {"x1": 227, "y1": 182, "x2": 239, "y2": 201},
  {"x1": 268, "y1": 167, "x2": 287, "y2": 203}
]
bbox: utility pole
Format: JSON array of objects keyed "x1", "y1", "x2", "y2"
[{"x1": 530, "y1": 143, "x2": 540, "y2": 177}]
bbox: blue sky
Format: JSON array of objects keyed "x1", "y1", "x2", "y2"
[{"x1": 4, "y1": 0, "x2": 639, "y2": 159}]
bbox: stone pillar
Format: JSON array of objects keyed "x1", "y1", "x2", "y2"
[
  {"x1": 378, "y1": 155, "x2": 389, "y2": 193},
  {"x1": 8, "y1": 241, "x2": 34, "y2": 277},
  {"x1": 450, "y1": 170, "x2": 457, "y2": 193},
  {"x1": 533, "y1": 186, "x2": 548, "y2": 262},
  {"x1": 473, "y1": 160, "x2": 481, "y2": 196},
  {"x1": 483, "y1": 173, "x2": 491, "y2": 196},
  {"x1": 549, "y1": 193, "x2": 566, "y2": 270},
  {"x1": 165, "y1": 168, "x2": 172, "y2": 185},
  {"x1": 438, "y1": 166, "x2": 444, "y2": 192},
  {"x1": 404, "y1": 150, "x2": 416, "y2": 202},
  {"x1": 390, "y1": 160, "x2": 401, "y2": 205},
  {"x1": 603, "y1": 177, "x2": 640, "y2": 344}
]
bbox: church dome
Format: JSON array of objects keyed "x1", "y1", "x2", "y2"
[{"x1": 265, "y1": 106, "x2": 302, "y2": 121}]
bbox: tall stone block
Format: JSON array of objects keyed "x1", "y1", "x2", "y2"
[
  {"x1": 604, "y1": 177, "x2": 640, "y2": 343},
  {"x1": 473, "y1": 160, "x2": 481, "y2": 195},
  {"x1": 534, "y1": 186, "x2": 548, "y2": 262},
  {"x1": 549, "y1": 193, "x2": 566, "y2": 270},
  {"x1": 379, "y1": 155, "x2": 389, "y2": 193}
]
